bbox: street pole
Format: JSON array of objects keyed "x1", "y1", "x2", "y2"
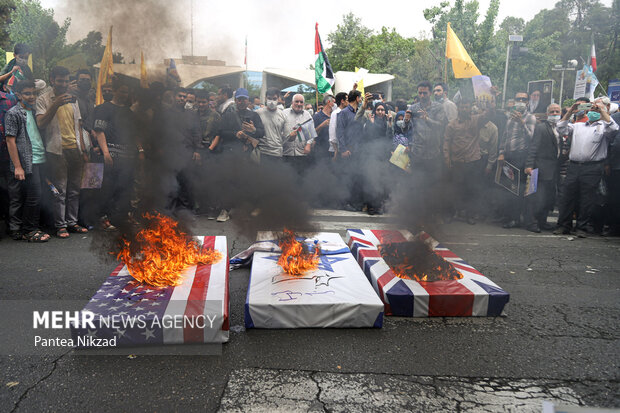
[
  {"x1": 559, "y1": 69, "x2": 564, "y2": 106},
  {"x1": 502, "y1": 44, "x2": 510, "y2": 109},
  {"x1": 552, "y1": 61, "x2": 576, "y2": 107},
  {"x1": 190, "y1": 0, "x2": 194, "y2": 56}
]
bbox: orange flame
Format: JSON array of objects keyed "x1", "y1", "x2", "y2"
[
  {"x1": 117, "y1": 213, "x2": 222, "y2": 287},
  {"x1": 378, "y1": 241, "x2": 463, "y2": 282},
  {"x1": 277, "y1": 229, "x2": 319, "y2": 275}
]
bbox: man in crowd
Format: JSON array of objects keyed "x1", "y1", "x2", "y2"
[
  {"x1": 328, "y1": 92, "x2": 348, "y2": 158},
  {"x1": 337, "y1": 90, "x2": 366, "y2": 211},
  {"x1": 256, "y1": 88, "x2": 286, "y2": 166},
  {"x1": 220, "y1": 87, "x2": 264, "y2": 158},
  {"x1": 408, "y1": 81, "x2": 447, "y2": 219},
  {"x1": 554, "y1": 100, "x2": 618, "y2": 237},
  {"x1": 312, "y1": 95, "x2": 334, "y2": 161},
  {"x1": 5, "y1": 80, "x2": 50, "y2": 241},
  {"x1": 283, "y1": 94, "x2": 317, "y2": 178},
  {"x1": 196, "y1": 89, "x2": 221, "y2": 154},
  {"x1": 92, "y1": 77, "x2": 139, "y2": 229},
  {"x1": 0, "y1": 72, "x2": 19, "y2": 230},
  {"x1": 443, "y1": 99, "x2": 489, "y2": 224},
  {"x1": 36, "y1": 66, "x2": 88, "y2": 238},
  {"x1": 216, "y1": 85, "x2": 235, "y2": 116},
  {"x1": 524, "y1": 103, "x2": 562, "y2": 233},
  {"x1": 497, "y1": 91, "x2": 536, "y2": 228},
  {"x1": 0, "y1": 43, "x2": 32, "y2": 88},
  {"x1": 75, "y1": 69, "x2": 95, "y2": 132},
  {"x1": 433, "y1": 82, "x2": 457, "y2": 122},
  {"x1": 607, "y1": 100, "x2": 620, "y2": 236}
]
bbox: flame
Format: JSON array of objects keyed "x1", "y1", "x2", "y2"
[
  {"x1": 378, "y1": 241, "x2": 463, "y2": 282},
  {"x1": 117, "y1": 213, "x2": 222, "y2": 287},
  {"x1": 277, "y1": 229, "x2": 319, "y2": 275}
]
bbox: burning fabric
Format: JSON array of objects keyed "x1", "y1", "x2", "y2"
[
  {"x1": 276, "y1": 229, "x2": 319, "y2": 275},
  {"x1": 72, "y1": 236, "x2": 230, "y2": 347},
  {"x1": 245, "y1": 231, "x2": 384, "y2": 329},
  {"x1": 378, "y1": 240, "x2": 463, "y2": 282},
  {"x1": 346, "y1": 229, "x2": 510, "y2": 317},
  {"x1": 117, "y1": 213, "x2": 222, "y2": 287}
]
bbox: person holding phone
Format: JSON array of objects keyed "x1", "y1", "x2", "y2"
[
  {"x1": 554, "y1": 100, "x2": 618, "y2": 237},
  {"x1": 36, "y1": 66, "x2": 88, "y2": 238}
]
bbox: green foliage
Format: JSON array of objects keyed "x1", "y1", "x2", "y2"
[
  {"x1": 326, "y1": 1, "x2": 617, "y2": 106},
  {"x1": 8, "y1": 0, "x2": 71, "y2": 79},
  {"x1": 70, "y1": 31, "x2": 124, "y2": 67},
  {"x1": 0, "y1": 0, "x2": 17, "y2": 51}
]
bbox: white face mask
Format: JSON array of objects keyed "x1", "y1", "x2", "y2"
[
  {"x1": 547, "y1": 115, "x2": 560, "y2": 123},
  {"x1": 184, "y1": 102, "x2": 194, "y2": 110},
  {"x1": 396, "y1": 120, "x2": 405, "y2": 129},
  {"x1": 266, "y1": 100, "x2": 278, "y2": 110},
  {"x1": 307, "y1": 108, "x2": 314, "y2": 116}
]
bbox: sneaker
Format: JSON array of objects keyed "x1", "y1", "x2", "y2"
[
  {"x1": 526, "y1": 224, "x2": 541, "y2": 233},
  {"x1": 216, "y1": 209, "x2": 230, "y2": 222}
]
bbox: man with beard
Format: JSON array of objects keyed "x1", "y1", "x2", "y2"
[
  {"x1": 408, "y1": 81, "x2": 448, "y2": 220},
  {"x1": 328, "y1": 92, "x2": 348, "y2": 158},
  {"x1": 36, "y1": 66, "x2": 88, "y2": 238},
  {"x1": 312, "y1": 95, "x2": 334, "y2": 161},
  {"x1": 283, "y1": 94, "x2": 317, "y2": 177},
  {"x1": 91, "y1": 77, "x2": 140, "y2": 229},
  {"x1": 524, "y1": 104, "x2": 562, "y2": 233},
  {"x1": 433, "y1": 82, "x2": 457, "y2": 122}
]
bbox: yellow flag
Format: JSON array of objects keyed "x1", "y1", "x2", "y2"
[
  {"x1": 354, "y1": 67, "x2": 367, "y2": 96},
  {"x1": 445, "y1": 22, "x2": 481, "y2": 78},
  {"x1": 140, "y1": 50, "x2": 148, "y2": 88},
  {"x1": 96, "y1": 26, "x2": 114, "y2": 105}
]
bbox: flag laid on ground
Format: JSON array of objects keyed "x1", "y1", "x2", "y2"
[
  {"x1": 346, "y1": 229, "x2": 510, "y2": 317},
  {"x1": 96, "y1": 26, "x2": 114, "y2": 106},
  {"x1": 445, "y1": 22, "x2": 481, "y2": 78},
  {"x1": 140, "y1": 50, "x2": 148, "y2": 88},
  {"x1": 314, "y1": 23, "x2": 334, "y2": 94},
  {"x1": 590, "y1": 42, "x2": 597, "y2": 72},
  {"x1": 71, "y1": 236, "x2": 230, "y2": 346}
]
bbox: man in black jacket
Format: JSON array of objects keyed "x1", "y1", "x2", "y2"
[
  {"x1": 219, "y1": 87, "x2": 264, "y2": 158},
  {"x1": 524, "y1": 103, "x2": 562, "y2": 232}
]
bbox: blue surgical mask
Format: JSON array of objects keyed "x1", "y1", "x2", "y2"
[
  {"x1": 586, "y1": 111, "x2": 601, "y2": 122},
  {"x1": 547, "y1": 115, "x2": 560, "y2": 123}
]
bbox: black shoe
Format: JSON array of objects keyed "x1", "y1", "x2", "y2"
[
  {"x1": 541, "y1": 223, "x2": 554, "y2": 231},
  {"x1": 367, "y1": 208, "x2": 376, "y2": 216},
  {"x1": 502, "y1": 220, "x2": 518, "y2": 229},
  {"x1": 575, "y1": 229, "x2": 588, "y2": 238},
  {"x1": 526, "y1": 224, "x2": 541, "y2": 233},
  {"x1": 553, "y1": 227, "x2": 569, "y2": 235}
]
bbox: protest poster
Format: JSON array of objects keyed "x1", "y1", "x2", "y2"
[
  {"x1": 81, "y1": 163, "x2": 104, "y2": 189},
  {"x1": 524, "y1": 168, "x2": 538, "y2": 197},
  {"x1": 495, "y1": 160, "x2": 520, "y2": 196},
  {"x1": 608, "y1": 79, "x2": 620, "y2": 103},
  {"x1": 527, "y1": 80, "x2": 553, "y2": 114},
  {"x1": 389, "y1": 144, "x2": 411, "y2": 172},
  {"x1": 573, "y1": 65, "x2": 598, "y2": 100},
  {"x1": 472, "y1": 75, "x2": 493, "y2": 105}
]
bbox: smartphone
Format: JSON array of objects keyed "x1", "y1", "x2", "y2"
[{"x1": 578, "y1": 103, "x2": 592, "y2": 111}]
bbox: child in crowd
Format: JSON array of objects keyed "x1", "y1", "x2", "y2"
[{"x1": 4, "y1": 80, "x2": 49, "y2": 242}]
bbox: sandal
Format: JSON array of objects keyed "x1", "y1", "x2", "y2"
[
  {"x1": 56, "y1": 228, "x2": 70, "y2": 238},
  {"x1": 25, "y1": 230, "x2": 50, "y2": 243},
  {"x1": 68, "y1": 224, "x2": 88, "y2": 233}
]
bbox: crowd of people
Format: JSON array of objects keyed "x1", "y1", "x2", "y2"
[{"x1": 1, "y1": 42, "x2": 619, "y2": 243}]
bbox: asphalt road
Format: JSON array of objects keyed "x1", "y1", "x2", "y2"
[{"x1": 0, "y1": 210, "x2": 618, "y2": 412}]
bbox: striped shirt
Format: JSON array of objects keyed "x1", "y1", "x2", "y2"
[{"x1": 500, "y1": 112, "x2": 536, "y2": 154}]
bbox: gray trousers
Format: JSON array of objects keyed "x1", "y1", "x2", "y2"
[{"x1": 47, "y1": 149, "x2": 84, "y2": 229}]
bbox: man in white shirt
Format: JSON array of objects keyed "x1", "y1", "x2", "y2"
[
  {"x1": 282, "y1": 94, "x2": 317, "y2": 179},
  {"x1": 555, "y1": 100, "x2": 619, "y2": 236},
  {"x1": 256, "y1": 88, "x2": 287, "y2": 166}
]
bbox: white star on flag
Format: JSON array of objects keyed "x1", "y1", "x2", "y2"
[
  {"x1": 118, "y1": 311, "x2": 128, "y2": 316},
  {"x1": 86, "y1": 329, "x2": 98, "y2": 338},
  {"x1": 115, "y1": 329, "x2": 126, "y2": 338},
  {"x1": 105, "y1": 293, "x2": 114, "y2": 298},
  {"x1": 141, "y1": 328, "x2": 155, "y2": 341},
  {"x1": 98, "y1": 302, "x2": 108, "y2": 307},
  {"x1": 121, "y1": 289, "x2": 129, "y2": 294}
]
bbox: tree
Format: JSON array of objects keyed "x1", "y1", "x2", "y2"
[
  {"x1": 326, "y1": 13, "x2": 373, "y2": 72},
  {"x1": 0, "y1": 0, "x2": 17, "y2": 53},
  {"x1": 8, "y1": 0, "x2": 71, "y2": 79},
  {"x1": 70, "y1": 30, "x2": 124, "y2": 67}
]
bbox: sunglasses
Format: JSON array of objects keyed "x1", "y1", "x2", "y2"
[{"x1": 515, "y1": 97, "x2": 528, "y2": 102}]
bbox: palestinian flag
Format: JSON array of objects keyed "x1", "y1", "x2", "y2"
[{"x1": 314, "y1": 23, "x2": 334, "y2": 94}]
